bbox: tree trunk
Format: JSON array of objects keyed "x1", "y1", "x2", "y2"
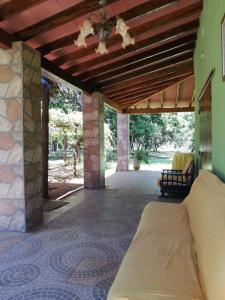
[
  {"x1": 52, "y1": 140, "x2": 57, "y2": 152},
  {"x1": 77, "y1": 143, "x2": 81, "y2": 163},
  {"x1": 73, "y1": 146, "x2": 77, "y2": 177},
  {"x1": 64, "y1": 134, "x2": 68, "y2": 165}
]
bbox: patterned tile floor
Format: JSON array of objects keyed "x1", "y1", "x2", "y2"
[{"x1": 0, "y1": 173, "x2": 180, "y2": 300}]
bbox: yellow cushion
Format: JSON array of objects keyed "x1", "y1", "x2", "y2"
[
  {"x1": 172, "y1": 152, "x2": 194, "y2": 170},
  {"x1": 108, "y1": 202, "x2": 205, "y2": 300},
  {"x1": 182, "y1": 157, "x2": 193, "y2": 174},
  {"x1": 185, "y1": 170, "x2": 225, "y2": 300}
]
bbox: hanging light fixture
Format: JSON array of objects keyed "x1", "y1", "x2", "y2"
[{"x1": 74, "y1": 0, "x2": 135, "y2": 55}]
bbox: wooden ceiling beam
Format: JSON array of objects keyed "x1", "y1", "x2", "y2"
[
  {"x1": 112, "y1": 74, "x2": 193, "y2": 108},
  {"x1": 161, "y1": 91, "x2": 164, "y2": 109},
  {"x1": 100, "y1": 60, "x2": 193, "y2": 93},
  {"x1": 190, "y1": 89, "x2": 195, "y2": 107},
  {"x1": 103, "y1": 96, "x2": 123, "y2": 113},
  {"x1": 54, "y1": 0, "x2": 201, "y2": 67},
  {"x1": 113, "y1": 86, "x2": 171, "y2": 103},
  {"x1": 86, "y1": 43, "x2": 195, "y2": 83},
  {"x1": 0, "y1": 0, "x2": 46, "y2": 21},
  {"x1": 119, "y1": 74, "x2": 195, "y2": 109},
  {"x1": 89, "y1": 47, "x2": 194, "y2": 85},
  {"x1": 0, "y1": 27, "x2": 15, "y2": 48},
  {"x1": 98, "y1": 53, "x2": 193, "y2": 88},
  {"x1": 15, "y1": 0, "x2": 118, "y2": 41},
  {"x1": 118, "y1": 76, "x2": 195, "y2": 108},
  {"x1": 116, "y1": 80, "x2": 184, "y2": 107},
  {"x1": 79, "y1": 34, "x2": 196, "y2": 81},
  {"x1": 176, "y1": 83, "x2": 180, "y2": 108},
  {"x1": 118, "y1": 88, "x2": 173, "y2": 107},
  {"x1": 67, "y1": 19, "x2": 199, "y2": 75},
  {"x1": 124, "y1": 107, "x2": 194, "y2": 114},
  {"x1": 41, "y1": 57, "x2": 94, "y2": 93},
  {"x1": 105, "y1": 73, "x2": 193, "y2": 97},
  {"x1": 116, "y1": 89, "x2": 167, "y2": 104},
  {"x1": 37, "y1": 0, "x2": 176, "y2": 55},
  {"x1": 112, "y1": 79, "x2": 186, "y2": 102},
  {"x1": 0, "y1": 26, "x2": 94, "y2": 93}
]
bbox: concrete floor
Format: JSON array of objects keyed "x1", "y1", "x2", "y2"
[{"x1": 0, "y1": 171, "x2": 180, "y2": 300}]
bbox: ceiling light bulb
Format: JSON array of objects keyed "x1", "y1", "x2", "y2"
[
  {"x1": 74, "y1": 33, "x2": 87, "y2": 48},
  {"x1": 122, "y1": 32, "x2": 135, "y2": 49},
  {"x1": 116, "y1": 17, "x2": 129, "y2": 37},
  {"x1": 80, "y1": 19, "x2": 94, "y2": 38},
  {"x1": 95, "y1": 40, "x2": 108, "y2": 55}
]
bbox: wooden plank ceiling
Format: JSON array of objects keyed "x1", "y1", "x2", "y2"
[{"x1": 0, "y1": 0, "x2": 202, "y2": 114}]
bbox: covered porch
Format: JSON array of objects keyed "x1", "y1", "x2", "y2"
[
  {"x1": 0, "y1": 0, "x2": 199, "y2": 232},
  {"x1": 1, "y1": 0, "x2": 225, "y2": 299}
]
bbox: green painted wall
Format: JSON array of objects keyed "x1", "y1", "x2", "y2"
[{"x1": 194, "y1": 0, "x2": 225, "y2": 180}]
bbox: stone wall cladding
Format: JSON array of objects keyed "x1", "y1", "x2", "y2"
[
  {"x1": 22, "y1": 43, "x2": 43, "y2": 230},
  {"x1": 117, "y1": 113, "x2": 129, "y2": 171},
  {"x1": 83, "y1": 92, "x2": 105, "y2": 189},
  {"x1": 0, "y1": 42, "x2": 42, "y2": 232}
]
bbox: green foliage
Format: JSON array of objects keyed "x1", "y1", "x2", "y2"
[
  {"x1": 104, "y1": 108, "x2": 194, "y2": 153},
  {"x1": 49, "y1": 108, "x2": 83, "y2": 149},
  {"x1": 106, "y1": 149, "x2": 117, "y2": 162},
  {"x1": 50, "y1": 84, "x2": 82, "y2": 113},
  {"x1": 130, "y1": 114, "x2": 166, "y2": 152},
  {"x1": 162, "y1": 113, "x2": 195, "y2": 150},
  {"x1": 133, "y1": 149, "x2": 149, "y2": 163},
  {"x1": 129, "y1": 113, "x2": 194, "y2": 152},
  {"x1": 104, "y1": 106, "x2": 117, "y2": 149}
]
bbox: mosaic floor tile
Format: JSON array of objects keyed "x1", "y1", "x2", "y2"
[
  {"x1": 49, "y1": 242, "x2": 119, "y2": 279},
  {"x1": 0, "y1": 264, "x2": 41, "y2": 287},
  {"x1": 0, "y1": 187, "x2": 173, "y2": 300},
  {"x1": 49, "y1": 230, "x2": 79, "y2": 243},
  {"x1": 0, "y1": 236, "x2": 43, "y2": 263},
  {"x1": 119, "y1": 237, "x2": 133, "y2": 250},
  {"x1": 82, "y1": 219, "x2": 134, "y2": 239},
  {"x1": 8, "y1": 287, "x2": 80, "y2": 300}
]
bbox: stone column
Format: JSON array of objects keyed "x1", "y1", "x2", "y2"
[
  {"x1": 117, "y1": 113, "x2": 129, "y2": 171},
  {"x1": 41, "y1": 79, "x2": 50, "y2": 201},
  {"x1": 0, "y1": 42, "x2": 43, "y2": 232},
  {"x1": 83, "y1": 92, "x2": 105, "y2": 189}
]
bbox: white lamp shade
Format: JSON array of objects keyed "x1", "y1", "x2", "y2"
[
  {"x1": 122, "y1": 32, "x2": 135, "y2": 49},
  {"x1": 80, "y1": 19, "x2": 94, "y2": 38},
  {"x1": 74, "y1": 33, "x2": 87, "y2": 48},
  {"x1": 116, "y1": 17, "x2": 129, "y2": 37},
  {"x1": 95, "y1": 40, "x2": 108, "y2": 55}
]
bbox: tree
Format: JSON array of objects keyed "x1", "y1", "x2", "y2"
[
  {"x1": 162, "y1": 113, "x2": 195, "y2": 150},
  {"x1": 129, "y1": 114, "x2": 167, "y2": 152},
  {"x1": 104, "y1": 106, "x2": 195, "y2": 154},
  {"x1": 50, "y1": 84, "x2": 82, "y2": 113},
  {"x1": 104, "y1": 106, "x2": 117, "y2": 149},
  {"x1": 49, "y1": 108, "x2": 83, "y2": 175}
]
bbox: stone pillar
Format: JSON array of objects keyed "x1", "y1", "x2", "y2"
[
  {"x1": 0, "y1": 42, "x2": 43, "y2": 232},
  {"x1": 117, "y1": 113, "x2": 129, "y2": 171},
  {"x1": 83, "y1": 92, "x2": 105, "y2": 189},
  {"x1": 41, "y1": 79, "x2": 50, "y2": 201}
]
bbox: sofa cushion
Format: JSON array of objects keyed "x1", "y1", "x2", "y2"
[
  {"x1": 185, "y1": 170, "x2": 225, "y2": 300},
  {"x1": 182, "y1": 157, "x2": 193, "y2": 174},
  {"x1": 172, "y1": 152, "x2": 194, "y2": 170},
  {"x1": 108, "y1": 202, "x2": 204, "y2": 300}
]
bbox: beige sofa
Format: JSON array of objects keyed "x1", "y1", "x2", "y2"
[{"x1": 108, "y1": 170, "x2": 225, "y2": 300}]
